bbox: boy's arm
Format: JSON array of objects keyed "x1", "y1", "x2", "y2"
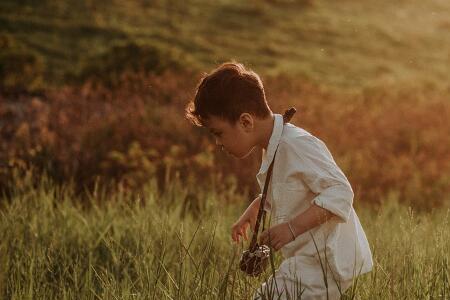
[
  {"x1": 260, "y1": 135, "x2": 354, "y2": 250},
  {"x1": 285, "y1": 136, "x2": 354, "y2": 223},
  {"x1": 241, "y1": 195, "x2": 261, "y2": 222},
  {"x1": 259, "y1": 203, "x2": 335, "y2": 250},
  {"x1": 231, "y1": 195, "x2": 262, "y2": 243},
  {"x1": 289, "y1": 203, "x2": 335, "y2": 238}
]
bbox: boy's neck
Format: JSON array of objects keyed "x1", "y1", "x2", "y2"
[{"x1": 255, "y1": 112, "x2": 275, "y2": 151}]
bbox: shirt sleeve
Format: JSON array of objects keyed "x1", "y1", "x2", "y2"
[{"x1": 280, "y1": 135, "x2": 354, "y2": 223}]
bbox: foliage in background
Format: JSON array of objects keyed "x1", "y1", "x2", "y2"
[
  {"x1": 1, "y1": 71, "x2": 449, "y2": 208},
  {"x1": 0, "y1": 176, "x2": 449, "y2": 299},
  {"x1": 78, "y1": 41, "x2": 192, "y2": 86},
  {"x1": 1, "y1": 0, "x2": 449, "y2": 208},
  {"x1": 1, "y1": 0, "x2": 450, "y2": 89},
  {"x1": 0, "y1": 33, "x2": 45, "y2": 93}
]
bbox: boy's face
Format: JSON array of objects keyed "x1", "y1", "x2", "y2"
[{"x1": 205, "y1": 114, "x2": 257, "y2": 159}]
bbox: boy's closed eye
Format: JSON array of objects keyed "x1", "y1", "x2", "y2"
[{"x1": 210, "y1": 130, "x2": 222, "y2": 137}]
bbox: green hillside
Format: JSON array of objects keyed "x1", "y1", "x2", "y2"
[{"x1": 1, "y1": 0, "x2": 450, "y2": 89}]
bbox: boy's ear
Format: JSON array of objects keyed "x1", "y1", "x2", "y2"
[{"x1": 238, "y1": 113, "x2": 254, "y2": 132}]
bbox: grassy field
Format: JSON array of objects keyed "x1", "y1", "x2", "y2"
[
  {"x1": 1, "y1": 0, "x2": 450, "y2": 89},
  {"x1": 1, "y1": 1, "x2": 450, "y2": 299},
  {"x1": 1, "y1": 177, "x2": 449, "y2": 299}
]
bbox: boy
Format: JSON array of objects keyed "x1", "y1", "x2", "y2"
[{"x1": 185, "y1": 62, "x2": 373, "y2": 299}]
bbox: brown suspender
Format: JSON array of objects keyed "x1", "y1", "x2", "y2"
[{"x1": 248, "y1": 107, "x2": 296, "y2": 252}]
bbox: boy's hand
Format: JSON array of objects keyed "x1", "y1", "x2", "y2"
[
  {"x1": 231, "y1": 214, "x2": 256, "y2": 244},
  {"x1": 231, "y1": 196, "x2": 261, "y2": 244},
  {"x1": 259, "y1": 222, "x2": 294, "y2": 251}
]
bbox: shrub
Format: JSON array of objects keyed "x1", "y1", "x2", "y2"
[
  {"x1": 0, "y1": 34, "x2": 45, "y2": 94},
  {"x1": 1, "y1": 71, "x2": 449, "y2": 208},
  {"x1": 78, "y1": 41, "x2": 193, "y2": 86}
]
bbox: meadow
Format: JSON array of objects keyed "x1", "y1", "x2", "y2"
[
  {"x1": 1, "y1": 0, "x2": 450, "y2": 299},
  {"x1": 1, "y1": 176, "x2": 449, "y2": 299},
  {"x1": 1, "y1": 0, "x2": 450, "y2": 91}
]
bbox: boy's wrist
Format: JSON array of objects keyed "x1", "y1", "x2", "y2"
[
  {"x1": 290, "y1": 218, "x2": 305, "y2": 238},
  {"x1": 287, "y1": 220, "x2": 297, "y2": 240},
  {"x1": 241, "y1": 197, "x2": 260, "y2": 221}
]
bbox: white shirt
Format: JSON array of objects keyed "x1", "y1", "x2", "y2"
[{"x1": 257, "y1": 114, "x2": 373, "y2": 280}]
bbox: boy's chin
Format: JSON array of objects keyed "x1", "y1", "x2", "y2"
[{"x1": 234, "y1": 147, "x2": 256, "y2": 159}]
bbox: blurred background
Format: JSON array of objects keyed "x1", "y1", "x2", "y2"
[{"x1": 1, "y1": 0, "x2": 449, "y2": 208}]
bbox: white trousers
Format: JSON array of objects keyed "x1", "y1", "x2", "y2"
[{"x1": 252, "y1": 256, "x2": 353, "y2": 300}]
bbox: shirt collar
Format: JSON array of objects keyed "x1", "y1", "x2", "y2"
[{"x1": 257, "y1": 113, "x2": 284, "y2": 175}]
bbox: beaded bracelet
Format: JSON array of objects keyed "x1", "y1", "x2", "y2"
[{"x1": 287, "y1": 221, "x2": 297, "y2": 241}]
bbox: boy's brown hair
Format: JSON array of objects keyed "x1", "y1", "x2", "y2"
[{"x1": 186, "y1": 62, "x2": 271, "y2": 126}]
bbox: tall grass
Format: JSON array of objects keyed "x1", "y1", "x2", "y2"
[{"x1": 1, "y1": 176, "x2": 448, "y2": 299}]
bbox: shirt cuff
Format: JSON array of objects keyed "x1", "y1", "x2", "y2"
[{"x1": 311, "y1": 185, "x2": 353, "y2": 223}]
